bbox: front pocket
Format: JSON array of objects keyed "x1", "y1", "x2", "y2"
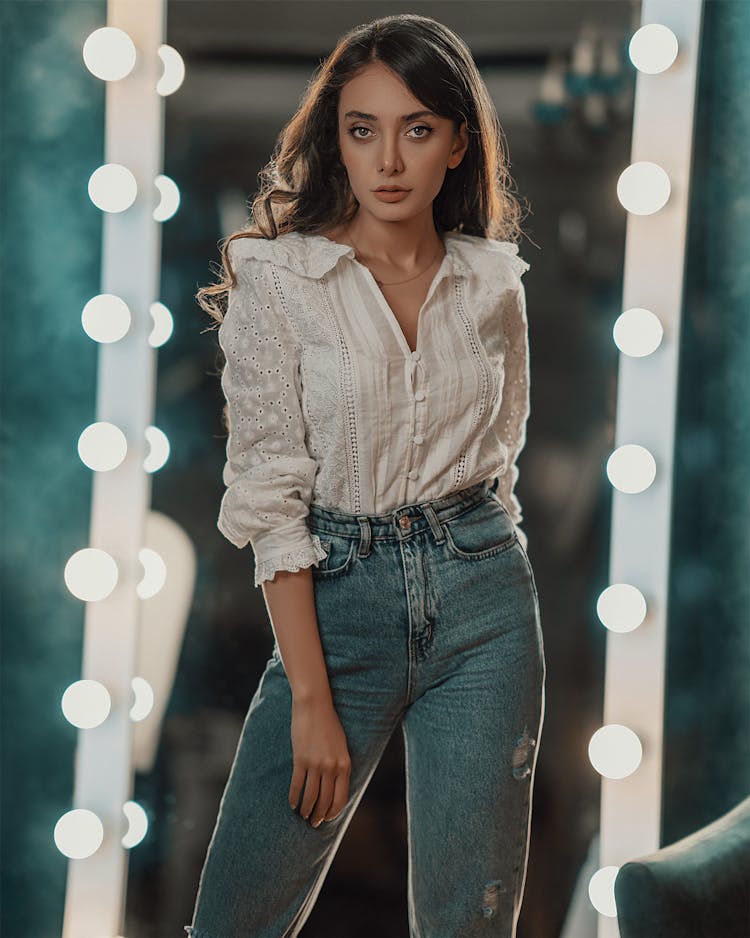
[
  {"x1": 311, "y1": 534, "x2": 358, "y2": 578},
  {"x1": 443, "y1": 496, "x2": 518, "y2": 560}
]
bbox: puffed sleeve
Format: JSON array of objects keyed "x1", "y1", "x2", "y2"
[
  {"x1": 494, "y1": 275, "x2": 531, "y2": 552},
  {"x1": 216, "y1": 244, "x2": 328, "y2": 586}
]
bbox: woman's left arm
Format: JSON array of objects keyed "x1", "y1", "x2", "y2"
[{"x1": 493, "y1": 278, "x2": 530, "y2": 552}]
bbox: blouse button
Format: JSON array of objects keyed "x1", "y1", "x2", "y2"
[
  {"x1": 414, "y1": 390, "x2": 426, "y2": 402},
  {"x1": 411, "y1": 350, "x2": 421, "y2": 361},
  {"x1": 413, "y1": 434, "x2": 424, "y2": 445},
  {"x1": 408, "y1": 469, "x2": 419, "y2": 480}
]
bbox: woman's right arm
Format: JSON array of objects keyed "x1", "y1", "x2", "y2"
[
  {"x1": 262, "y1": 568, "x2": 351, "y2": 827},
  {"x1": 215, "y1": 244, "x2": 350, "y2": 828}
]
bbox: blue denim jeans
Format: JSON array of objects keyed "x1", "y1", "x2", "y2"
[{"x1": 185, "y1": 477, "x2": 546, "y2": 937}]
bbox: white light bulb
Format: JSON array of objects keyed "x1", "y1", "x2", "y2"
[
  {"x1": 144, "y1": 426, "x2": 170, "y2": 473},
  {"x1": 122, "y1": 801, "x2": 149, "y2": 848},
  {"x1": 61, "y1": 680, "x2": 112, "y2": 729},
  {"x1": 88, "y1": 163, "x2": 138, "y2": 214},
  {"x1": 613, "y1": 307, "x2": 664, "y2": 357},
  {"x1": 82, "y1": 293, "x2": 132, "y2": 343},
  {"x1": 54, "y1": 809, "x2": 104, "y2": 859},
  {"x1": 156, "y1": 45, "x2": 185, "y2": 96},
  {"x1": 606, "y1": 444, "x2": 657, "y2": 494},
  {"x1": 588, "y1": 724, "x2": 643, "y2": 779},
  {"x1": 82, "y1": 27, "x2": 137, "y2": 81},
  {"x1": 597, "y1": 584, "x2": 648, "y2": 633},
  {"x1": 137, "y1": 547, "x2": 167, "y2": 599},
  {"x1": 629, "y1": 24, "x2": 679, "y2": 74},
  {"x1": 64, "y1": 548, "x2": 119, "y2": 602},
  {"x1": 617, "y1": 161, "x2": 671, "y2": 215},
  {"x1": 148, "y1": 301, "x2": 174, "y2": 348},
  {"x1": 588, "y1": 865, "x2": 620, "y2": 917},
  {"x1": 78, "y1": 422, "x2": 128, "y2": 472},
  {"x1": 130, "y1": 677, "x2": 155, "y2": 722}
]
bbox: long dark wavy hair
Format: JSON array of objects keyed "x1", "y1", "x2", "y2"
[{"x1": 197, "y1": 12, "x2": 529, "y2": 326}]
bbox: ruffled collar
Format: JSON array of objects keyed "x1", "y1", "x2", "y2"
[{"x1": 228, "y1": 229, "x2": 529, "y2": 281}]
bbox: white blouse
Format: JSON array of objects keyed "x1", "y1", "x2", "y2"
[{"x1": 216, "y1": 230, "x2": 531, "y2": 586}]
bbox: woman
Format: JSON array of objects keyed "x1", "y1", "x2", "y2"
[{"x1": 188, "y1": 13, "x2": 545, "y2": 938}]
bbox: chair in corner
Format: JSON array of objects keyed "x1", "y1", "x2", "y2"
[{"x1": 614, "y1": 793, "x2": 750, "y2": 938}]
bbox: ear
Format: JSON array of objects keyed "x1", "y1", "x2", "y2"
[{"x1": 449, "y1": 119, "x2": 469, "y2": 169}]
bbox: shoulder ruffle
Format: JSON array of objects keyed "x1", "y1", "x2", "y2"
[
  {"x1": 226, "y1": 230, "x2": 529, "y2": 283},
  {"x1": 445, "y1": 233, "x2": 531, "y2": 281},
  {"x1": 227, "y1": 231, "x2": 355, "y2": 280}
]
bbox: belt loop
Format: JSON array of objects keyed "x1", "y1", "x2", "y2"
[
  {"x1": 421, "y1": 503, "x2": 446, "y2": 544},
  {"x1": 489, "y1": 475, "x2": 499, "y2": 495},
  {"x1": 356, "y1": 516, "x2": 372, "y2": 557}
]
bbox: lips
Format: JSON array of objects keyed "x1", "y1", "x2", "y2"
[{"x1": 375, "y1": 187, "x2": 409, "y2": 192}]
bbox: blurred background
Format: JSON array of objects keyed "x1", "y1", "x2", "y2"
[{"x1": 2, "y1": 2, "x2": 748, "y2": 938}]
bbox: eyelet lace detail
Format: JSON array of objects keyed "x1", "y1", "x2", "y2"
[{"x1": 254, "y1": 534, "x2": 329, "y2": 587}]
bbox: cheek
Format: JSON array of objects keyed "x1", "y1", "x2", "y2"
[{"x1": 339, "y1": 143, "x2": 366, "y2": 180}]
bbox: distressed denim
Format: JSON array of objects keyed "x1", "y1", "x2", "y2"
[{"x1": 184, "y1": 476, "x2": 546, "y2": 938}]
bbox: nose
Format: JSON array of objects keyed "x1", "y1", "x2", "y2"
[{"x1": 378, "y1": 132, "x2": 403, "y2": 172}]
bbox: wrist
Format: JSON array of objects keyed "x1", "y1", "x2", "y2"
[{"x1": 292, "y1": 684, "x2": 333, "y2": 707}]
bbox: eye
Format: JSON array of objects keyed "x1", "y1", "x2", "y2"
[{"x1": 347, "y1": 124, "x2": 434, "y2": 141}]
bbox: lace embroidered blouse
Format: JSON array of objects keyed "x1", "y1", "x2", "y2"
[{"x1": 216, "y1": 230, "x2": 531, "y2": 586}]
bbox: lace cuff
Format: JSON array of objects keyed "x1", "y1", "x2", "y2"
[{"x1": 254, "y1": 534, "x2": 329, "y2": 587}]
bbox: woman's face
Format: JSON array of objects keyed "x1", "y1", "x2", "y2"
[{"x1": 337, "y1": 61, "x2": 468, "y2": 222}]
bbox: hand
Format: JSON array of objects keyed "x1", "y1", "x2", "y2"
[{"x1": 289, "y1": 695, "x2": 351, "y2": 829}]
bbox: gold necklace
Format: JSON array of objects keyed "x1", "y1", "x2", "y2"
[{"x1": 348, "y1": 230, "x2": 444, "y2": 286}]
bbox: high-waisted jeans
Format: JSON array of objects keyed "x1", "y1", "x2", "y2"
[{"x1": 184, "y1": 476, "x2": 546, "y2": 938}]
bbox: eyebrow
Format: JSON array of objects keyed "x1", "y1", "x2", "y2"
[{"x1": 343, "y1": 109, "x2": 437, "y2": 122}]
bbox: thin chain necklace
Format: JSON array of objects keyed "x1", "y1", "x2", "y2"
[{"x1": 347, "y1": 229, "x2": 444, "y2": 286}]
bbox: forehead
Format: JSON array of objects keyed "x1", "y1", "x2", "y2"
[{"x1": 338, "y1": 62, "x2": 427, "y2": 116}]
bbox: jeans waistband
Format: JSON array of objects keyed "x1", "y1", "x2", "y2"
[{"x1": 308, "y1": 476, "x2": 501, "y2": 548}]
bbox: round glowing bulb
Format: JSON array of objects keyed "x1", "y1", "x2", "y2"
[
  {"x1": 88, "y1": 163, "x2": 137, "y2": 214},
  {"x1": 130, "y1": 677, "x2": 155, "y2": 722},
  {"x1": 606, "y1": 444, "x2": 657, "y2": 494},
  {"x1": 61, "y1": 680, "x2": 112, "y2": 729},
  {"x1": 64, "y1": 548, "x2": 119, "y2": 602},
  {"x1": 156, "y1": 45, "x2": 185, "y2": 96},
  {"x1": 82, "y1": 294, "x2": 132, "y2": 343},
  {"x1": 588, "y1": 724, "x2": 643, "y2": 779},
  {"x1": 82, "y1": 26, "x2": 137, "y2": 81},
  {"x1": 122, "y1": 801, "x2": 149, "y2": 848},
  {"x1": 588, "y1": 865, "x2": 620, "y2": 917},
  {"x1": 597, "y1": 584, "x2": 647, "y2": 633},
  {"x1": 78, "y1": 421, "x2": 128, "y2": 472},
  {"x1": 144, "y1": 426, "x2": 170, "y2": 473},
  {"x1": 613, "y1": 307, "x2": 664, "y2": 357},
  {"x1": 137, "y1": 548, "x2": 167, "y2": 599},
  {"x1": 153, "y1": 174, "x2": 180, "y2": 222},
  {"x1": 54, "y1": 808, "x2": 104, "y2": 859},
  {"x1": 148, "y1": 301, "x2": 174, "y2": 348},
  {"x1": 617, "y1": 161, "x2": 671, "y2": 215},
  {"x1": 629, "y1": 24, "x2": 679, "y2": 74}
]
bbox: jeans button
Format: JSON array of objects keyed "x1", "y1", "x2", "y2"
[{"x1": 398, "y1": 516, "x2": 411, "y2": 530}]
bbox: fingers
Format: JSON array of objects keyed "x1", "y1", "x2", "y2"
[
  {"x1": 326, "y1": 766, "x2": 350, "y2": 823},
  {"x1": 299, "y1": 767, "x2": 321, "y2": 821},
  {"x1": 288, "y1": 761, "x2": 307, "y2": 812},
  {"x1": 310, "y1": 767, "x2": 335, "y2": 827},
  {"x1": 289, "y1": 758, "x2": 351, "y2": 829}
]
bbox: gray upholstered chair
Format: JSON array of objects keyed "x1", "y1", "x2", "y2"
[{"x1": 614, "y1": 794, "x2": 750, "y2": 938}]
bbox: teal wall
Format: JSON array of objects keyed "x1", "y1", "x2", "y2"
[
  {"x1": 1, "y1": 3, "x2": 105, "y2": 936},
  {"x1": 663, "y1": 0, "x2": 750, "y2": 844}
]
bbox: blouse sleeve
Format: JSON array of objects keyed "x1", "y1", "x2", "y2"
[
  {"x1": 494, "y1": 277, "x2": 530, "y2": 551},
  {"x1": 216, "y1": 247, "x2": 328, "y2": 586}
]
